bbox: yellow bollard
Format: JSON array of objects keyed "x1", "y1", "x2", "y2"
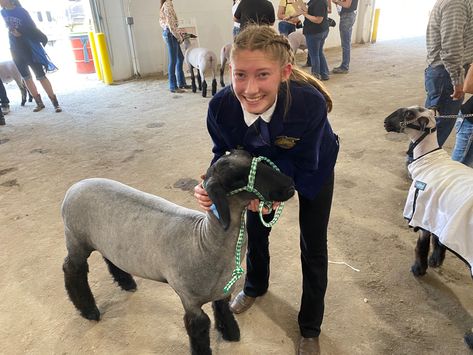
[
  {"x1": 96, "y1": 32, "x2": 113, "y2": 84},
  {"x1": 371, "y1": 8, "x2": 381, "y2": 43},
  {"x1": 88, "y1": 31, "x2": 103, "y2": 81}
]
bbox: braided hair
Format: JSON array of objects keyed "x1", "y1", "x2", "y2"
[{"x1": 231, "y1": 24, "x2": 333, "y2": 114}]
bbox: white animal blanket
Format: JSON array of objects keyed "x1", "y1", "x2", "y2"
[{"x1": 404, "y1": 149, "x2": 473, "y2": 275}]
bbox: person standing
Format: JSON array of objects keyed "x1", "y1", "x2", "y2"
[
  {"x1": 277, "y1": 0, "x2": 302, "y2": 37},
  {"x1": 194, "y1": 25, "x2": 338, "y2": 355},
  {"x1": 233, "y1": 0, "x2": 275, "y2": 30},
  {"x1": 159, "y1": 0, "x2": 190, "y2": 93},
  {"x1": 406, "y1": 0, "x2": 473, "y2": 167},
  {"x1": 0, "y1": 0, "x2": 61, "y2": 113},
  {"x1": 302, "y1": 0, "x2": 330, "y2": 81},
  {"x1": 331, "y1": 0, "x2": 358, "y2": 74},
  {"x1": 232, "y1": 0, "x2": 241, "y2": 38}
]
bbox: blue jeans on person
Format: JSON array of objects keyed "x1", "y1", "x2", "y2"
[
  {"x1": 407, "y1": 65, "x2": 463, "y2": 162},
  {"x1": 451, "y1": 116, "x2": 473, "y2": 167},
  {"x1": 305, "y1": 30, "x2": 329, "y2": 79},
  {"x1": 162, "y1": 28, "x2": 187, "y2": 91},
  {"x1": 278, "y1": 21, "x2": 296, "y2": 37},
  {"x1": 338, "y1": 12, "x2": 356, "y2": 70}
]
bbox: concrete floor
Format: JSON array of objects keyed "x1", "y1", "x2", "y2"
[{"x1": 1, "y1": 37, "x2": 472, "y2": 354}]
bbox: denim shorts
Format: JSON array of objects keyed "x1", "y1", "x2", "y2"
[{"x1": 14, "y1": 56, "x2": 46, "y2": 81}]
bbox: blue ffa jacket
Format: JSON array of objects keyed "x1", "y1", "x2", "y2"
[{"x1": 207, "y1": 82, "x2": 339, "y2": 199}]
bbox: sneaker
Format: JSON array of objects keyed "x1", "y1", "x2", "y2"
[
  {"x1": 321, "y1": 76, "x2": 330, "y2": 81},
  {"x1": 332, "y1": 66, "x2": 349, "y2": 74},
  {"x1": 1, "y1": 104, "x2": 10, "y2": 115},
  {"x1": 170, "y1": 88, "x2": 185, "y2": 93},
  {"x1": 179, "y1": 84, "x2": 191, "y2": 89}
]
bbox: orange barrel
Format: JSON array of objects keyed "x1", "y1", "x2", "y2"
[{"x1": 69, "y1": 33, "x2": 96, "y2": 74}]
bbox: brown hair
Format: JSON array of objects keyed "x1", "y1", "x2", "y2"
[{"x1": 231, "y1": 24, "x2": 333, "y2": 114}]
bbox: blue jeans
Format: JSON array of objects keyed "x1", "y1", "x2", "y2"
[
  {"x1": 407, "y1": 65, "x2": 463, "y2": 161},
  {"x1": 305, "y1": 30, "x2": 329, "y2": 79},
  {"x1": 451, "y1": 116, "x2": 473, "y2": 167},
  {"x1": 162, "y1": 28, "x2": 186, "y2": 91},
  {"x1": 338, "y1": 12, "x2": 356, "y2": 70},
  {"x1": 278, "y1": 21, "x2": 296, "y2": 37}
]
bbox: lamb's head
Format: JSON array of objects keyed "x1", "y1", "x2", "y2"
[
  {"x1": 181, "y1": 32, "x2": 197, "y2": 50},
  {"x1": 384, "y1": 106, "x2": 436, "y2": 137},
  {"x1": 204, "y1": 150, "x2": 295, "y2": 230}
]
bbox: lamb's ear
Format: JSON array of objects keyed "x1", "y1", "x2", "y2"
[
  {"x1": 418, "y1": 116, "x2": 429, "y2": 131},
  {"x1": 205, "y1": 177, "x2": 231, "y2": 230}
]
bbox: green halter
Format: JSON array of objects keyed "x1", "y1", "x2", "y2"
[{"x1": 222, "y1": 156, "x2": 285, "y2": 294}]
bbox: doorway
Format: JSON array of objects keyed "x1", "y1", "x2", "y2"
[{"x1": 374, "y1": 0, "x2": 436, "y2": 41}]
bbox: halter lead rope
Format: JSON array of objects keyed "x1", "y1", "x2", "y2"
[{"x1": 223, "y1": 156, "x2": 285, "y2": 294}]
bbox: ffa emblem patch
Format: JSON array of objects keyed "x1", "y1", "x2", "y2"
[{"x1": 275, "y1": 136, "x2": 300, "y2": 149}]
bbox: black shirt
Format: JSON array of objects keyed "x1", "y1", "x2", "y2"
[
  {"x1": 234, "y1": 0, "x2": 275, "y2": 29},
  {"x1": 303, "y1": 0, "x2": 328, "y2": 35}
]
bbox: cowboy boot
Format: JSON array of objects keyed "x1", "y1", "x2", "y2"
[
  {"x1": 49, "y1": 95, "x2": 62, "y2": 113},
  {"x1": 33, "y1": 94, "x2": 45, "y2": 112}
]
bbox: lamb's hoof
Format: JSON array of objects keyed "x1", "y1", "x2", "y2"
[
  {"x1": 81, "y1": 306, "x2": 100, "y2": 321},
  {"x1": 411, "y1": 263, "x2": 427, "y2": 277},
  {"x1": 464, "y1": 331, "x2": 473, "y2": 349},
  {"x1": 428, "y1": 253, "x2": 445, "y2": 268},
  {"x1": 119, "y1": 278, "x2": 137, "y2": 292},
  {"x1": 219, "y1": 323, "x2": 240, "y2": 342},
  {"x1": 220, "y1": 81, "x2": 225, "y2": 88},
  {"x1": 21, "y1": 101, "x2": 26, "y2": 106}
]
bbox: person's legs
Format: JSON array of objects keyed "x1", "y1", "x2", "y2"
[
  {"x1": 335, "y1": 12, "x2": 356, "y2": 72},
  {"x1": 318, "y1": 30, "x2": 330, "y2": 80},
  {"x1": 297, "y1": 173, "x2": 334, "y2": 339},
  {"x1": 162, "y1": 29, "x2": 179, "y2": 91},
  {"x1": 175, "y1": 43, "x2": 188, "y2": 88},
  {"x1": 278, "y1": 21, "x2": 296, "y2": 37},
  {"x1": 451, "y1": 117, "x2": 473, "y2": 167},
  {"x1": 305, "y1": 34, "x2": 322, "y2": 78}
]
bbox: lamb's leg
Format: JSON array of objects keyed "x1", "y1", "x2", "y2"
[
  {"x1": 219, "y1": 66, "x2": 225, "y2": 87},
  {"x1": 428, "y1": 234, "x2": 446, "y2": 268},
  {"x1": 190, "y1": 65, "x2": 197, "y2": 93},
  {"x1": 63, "y1": 255, "x2": 100, "y2": 321},
  {"x1": 202, "y1": 80, "x2": 207, "y2": 98},
  {"x1": 183, "y1": 309, "x2": 211, "y2": 355},
  {"x1": 465, "y1": 330, "x2": 473, "y2": 349},
  {"x1": 103, "y1": 257, "x2": 137, "y2": 291},
  {"x1": 19, "y1": 84, "x2": 27, "y2": 106},
  {"x1": 211, "y1": 79, "x2": 217, "y2": 96},
  {"x1": 197, "y1": 71, "x2": 202, "y2": 91},
  {"x1": 212, "y1": 296, "x2": 240, "y2": 341},
  {"x1": 411, "y1": 229, "x2": 430, "y2": 276}
]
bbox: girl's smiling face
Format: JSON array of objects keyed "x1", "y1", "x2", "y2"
[{"x1": 230, "y1": 49, "x2": 292, "y2": 115}]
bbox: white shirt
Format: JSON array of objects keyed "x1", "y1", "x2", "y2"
[{"x1": 242, "y1": 98, "x2": 277, "y2": 127}]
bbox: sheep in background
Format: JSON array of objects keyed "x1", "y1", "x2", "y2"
[
  {"x1": 61, "y1": 149, "x2": 295, "y2": 355},
  {"x1": 384, "y1": 105, "x2": 473, "y2": 350},
  {"x1": 287, "y1": 30, "x2": 307, "y2": 55},
  {"x1": 0, "y1": 60, "x2": 33, "y2": 106},
  {"x1": 219, "y1": 43, "x2": 231, "y2": 88},
  {"x1": 182, "y1": 33, "x2": 218, "y2": 97}
]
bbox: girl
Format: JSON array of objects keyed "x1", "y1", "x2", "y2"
[
  {"x1": 0, "y1": 0, "x2": 61, "y2": 112},
  {"x1": 194, "y1": 25, "x2": 339, "y2": 354}
]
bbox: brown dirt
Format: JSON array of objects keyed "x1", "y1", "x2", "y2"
[{"x1": 0, "y1": 37, "x2": 472, "y2": 354}]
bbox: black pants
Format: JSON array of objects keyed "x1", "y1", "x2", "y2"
[
  {"x1": 243, "y1": 172, "x2": 334, "y2": 338},
  {"x1": 0, "y1": 78, "x2": 9, "y2": 106}
]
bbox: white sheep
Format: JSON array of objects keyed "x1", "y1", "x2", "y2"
[
  {"x1": 385, "y1": 106, "x2": 473, "y2": 350},
  {"x1": 287, "y1": 30, "x2": 307, "y2": 55},
  {"x1": 0, "y1": 60, "x2": 33, "y2": 106},
  {"x1": 219, "y1": 43, "x2": 231, "y2": 88},
  {"x1": 61, "y1": 149, "x2": 295, "y2": 355},
  {"x1": 182, "y1": 33, "x2": 218, "y2": 97}
]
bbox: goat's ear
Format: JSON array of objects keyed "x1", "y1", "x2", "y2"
[
  {"x1": 418, "y1": 116, "x2": 429, "y2": 131},
  {"x1": 205, "y1": 177, "x2": 231, "y2": 231}
]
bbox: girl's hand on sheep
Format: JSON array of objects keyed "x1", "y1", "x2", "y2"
[
  {"x1": 247, "y1": 200, "x2": 281, "y2": 214},
  {"x1": 194, "y1": 177, "x2": 213, "y2": 211}
]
